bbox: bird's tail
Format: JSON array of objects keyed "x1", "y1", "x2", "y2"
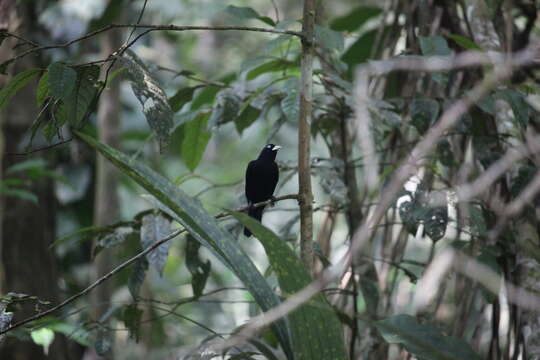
[{"x1": 244, "y1": 206, "x2": 265, "y2": 237}]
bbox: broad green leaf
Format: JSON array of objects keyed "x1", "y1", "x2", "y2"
[
  {"x1": 247, "y1": 59, "x2": 297, "y2": 80},
  {"x1": 235, "y1": 104, "x2": 261, "y2": 134},
  {"x1": 181, "y1": 112, "x2": 211, "y2": 171},
  {"x1": 281, "y1": 77, "x2": 299, "y2": 122},
  {"x1": 232, "y1": 211, "x2": 347, "y2": 360},
  {"x1": 191, "y1": 85, "x2": 221, "y2": 110},
  {"x1": 75, "y1": 131, "x2": 294, "y2": 359},
  {"x1": 30, "y1": 328, "x2": 55, "y2": 355},
  {"x1": 141, "y1": 213, "x2": 171, "y2": 276},
  {"x1": 376, "y1": 314, "x2": 482, "y2": 360},
  {"x1": 315, "y1": 25, "x2": 344, "y2": 51},
  {"x1": 36, "y1": 71, "x2": 49, "y2": 107},
  {"x1": 341, "y1": 29, "x2": 377, "y2": 65},
  {"x1": 116, "y1": 50, "x2": 173, "y2": 152},
  {"x1": 185, "y1": 234, "x2": 211, "y2": 297},
  {"x1": 225, "y1": 5, "x2": 276, "y2": 26},
  {"x1": 330, "y1": 6, "x2": 382, "y2": 32},
  {"x1": 48, "y1": 62, "x2": 77, "y2": 101},
  {"x1": 445, "y1": 34, "x2": 481, "y2": 50},
  {"x1": 65, "y1": 65, "x2": 100, "y2": 127},
  {"x1": 0, "y1": 68, "x2": 41, "y2": 111},
  {"x1": 31, "y1": 317, "x2": 92, "y2": 347},
  {"x1": 169, "y1": 86, "x2": 198, "y2": 112}
]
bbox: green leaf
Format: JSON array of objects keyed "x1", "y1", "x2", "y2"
[
  {"x1": 341, "y1": 29, "x2": 377, "y2": 65},
  {"x1": 75, "y1": 131, "x2": 294, "y2": 359},
  {"x1": 209, "y1": 92, "x2": 241, "y2": 127},
  {"x1": 281, "y1": 77, "x2": 299, "y2": 122},
  {"x1": 65, "y1": 65, "x2": 100, "y2": 127},
  {"x1": 48, "y1": 62, "x2": 77, "y2": 101},
  {"x1": 330, "y1": 6, "x2": 382, "y2": 32},
  {"x1": 247, "y1": 59, "x2": 297, "y2": 80},
  {"x1": 419, "y1": 35, "x2": 452, "y2": 56},
  {"x1": 0, "y1": 187, "x2": 38, "y2": 203},
  {"x1": 30, "y1": 328, "x2": 55, "y2": 355},
  {"x1": 191, "y1": 85, "x2": 221, "y2": 110},
  {"x1": 225, "y1": 5, "x2": 276, "y2": 26},
  {"x1": 141, "y1": 213, "x2": 171, "y2": 276},
  {"x1": 419, "y1": 36, "x2": 452, "y2": 85},
  {"x1": 169, "y1": 86, "x2": 198, "y2": 112},
  {"x1": 0, "y1": 68, "x2": 41, "y2": 111},
  {"x1": 116, "y1": 50, "x2": 173, "y2": 152},
  {"x1": 122, "y1": 304, "x2": 143, "y2": 342},
  {"x1": 235, "y1": 104, "x2": 261, "y2": 134},
  {"x1": 445, "y1": 34, "x2": 481, "y2": 50},
  {"x1": 495, "y1": 89, "x2": 530, "y2": 127},
  {"x1": 231, "y1": 211, "x2": 347, "y2": 360},
  {"x1": 410, "y1": 98, "x2": 440, "y2": 134},
  {"x1": 181, "y1": 112, "x2": 212, "y2": 171},
  {"x1": 315, "y1": 25, "x2": 344, "y2": 51},
  {"x1": 128, "y1": 257, "x2": 148, "y2": 300},
  {"x1": 376, "y1": 314, "x2": 481, "y2": 360},
  {"x1": 185, "y1": 234, "x2": 211, "y2": 297},
  {"x1": 36, "y1": 71, "x2": 50, "y2": 107}
]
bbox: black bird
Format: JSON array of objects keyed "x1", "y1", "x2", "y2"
[{"x1": 244, "y1": 144, "x2": 281, "y2": 237}]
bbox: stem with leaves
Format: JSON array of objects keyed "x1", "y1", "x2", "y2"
[{"x1": 298, "y1": 0, "x2": 315, "y2": 273}]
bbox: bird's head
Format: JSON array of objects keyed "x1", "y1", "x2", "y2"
[{"x1": 258, "y1": 143, "x2": 281, "y2": 161}]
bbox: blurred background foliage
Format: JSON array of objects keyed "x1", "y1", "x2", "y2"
[{"x1": 1, "y1": 0, "x2": 540, "y2": 359}]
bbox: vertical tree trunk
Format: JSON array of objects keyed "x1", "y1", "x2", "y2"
[
  {"x1": 86, "y1": 26, "x2": 122, "y2": 359},
  {"x1": 0, "y1": 2, "x2": 71, "y2": 359}
]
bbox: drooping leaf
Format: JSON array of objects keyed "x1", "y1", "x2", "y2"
[
  {"x1": 141, "y1": 213, "x2": 172, "y2": 276},
  {"x1": 122, "y1": 304, "x2": 143, "y2": 342},
  {"x1": 225, "y1": 5, "x2": 276, "y2": 26},
  {"x1": 128, "y1": 257, "x2": 148, "y2": 300},
  {"x1": 330, "y1": 6, "x2": 382, "y2": 32},
  {"x1": 36, "y1": 71, "x2": 50, "y2": 107},
  {"x1": 235, "y1": 104, "x2": 261, "y2": 134},
  {"x1": 375, "y1": 314, "x2": 482, "y2": 360},
  {"x1": 232, "y1": 211, "x2": 347, "y2": 360},
  {"x1": 116, "y1": 50, "x2": 173, "y2": 152},
  {"x1": 185, "y1": 234, "x2": 211, "y2": 297},
  {"x1": 209, "y1": 91, "x2": 241, "y2": 127},
  {"x1": 281, "y1": 77, "x2": 299, "y2": 122},
  {"x1": 75, "y1": 131, "x2": 294, "y2": 359},
  {"x1": 65, "y1": 65, "x2": 100, "y2": 127},
  {"x1": 48, "y1": 62, "x2": 77, "y2": 101},
  {"x1": 0, "y1": 68, "x2": 41, "y2": 111},
  {"x1": 181, "y1": 112, "x2": 212, "y2": 171}
]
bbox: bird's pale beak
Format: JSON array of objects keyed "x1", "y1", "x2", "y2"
[{"x1": 272, "y1": 145, "x2": 281, "y2": 151}]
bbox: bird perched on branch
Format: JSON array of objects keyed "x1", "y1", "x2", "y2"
[{"x1": 244, "y1": 144, "x2": 281, "y2": 237}]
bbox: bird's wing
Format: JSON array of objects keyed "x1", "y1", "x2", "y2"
[
  {"x1": 269, "y1": 162, "x2": 279, "y2": 194},
  {"x1": 245, "y1": 160, "x2": 257, "y2": 203}
]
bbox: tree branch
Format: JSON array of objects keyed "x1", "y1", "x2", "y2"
[{"x1": 298, "y1": 0, "x2": 316, "y2": 273}]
